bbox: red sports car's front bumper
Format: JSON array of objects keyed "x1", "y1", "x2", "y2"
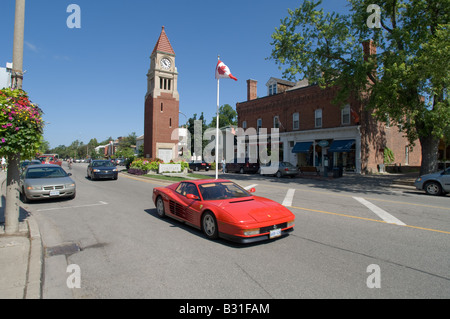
[{"x1": 219, "y1": 227, "x2": 294, "y2": 244}]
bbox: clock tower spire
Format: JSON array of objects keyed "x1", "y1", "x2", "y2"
[{"x1": 144, "y1": 26, "x2": 179, "y2": 162}]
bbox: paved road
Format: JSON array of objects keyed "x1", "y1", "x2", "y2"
[{"x1": 24, "y1": 163, "x2": 450, "y2": 298}]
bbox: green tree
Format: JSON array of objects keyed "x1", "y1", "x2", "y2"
[
  {"x1": 269, "y1": 0, "x2": 449, "y2": 175},
  {"x1": 209, "y1": 104, "x2": 238, "y2": 128},
  {"x1": 0, "y1": 88, "x2": 44, "y2": 233}
]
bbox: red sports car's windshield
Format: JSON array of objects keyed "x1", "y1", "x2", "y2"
[{"x1": 198, "y1": 182, "x2": 251, "y2": 200}]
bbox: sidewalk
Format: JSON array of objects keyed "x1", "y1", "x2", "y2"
[{"x1": 0, "y1": 171, "x2": 43, "y2": 299}]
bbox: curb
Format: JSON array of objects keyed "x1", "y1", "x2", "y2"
[{"x1": 25, "y1": 215, "x2": 43, "y2": 299}]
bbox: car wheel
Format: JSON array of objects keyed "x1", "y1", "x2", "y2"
[
  {"x1": 276, "y1": 171, "x2": 282, "y2": 178},
  {"x1": 424, "y1": 181, "x2": 442, "y2": 196},
  {"x1": 202, "y1": 212, "x2": 218, "y2": 239},
  {"x1": 20, "y1": 188, "x2": 30, "y2": 203},
  {"x1": 156, "y1": 196, "x2": 166, "y2": 218}
]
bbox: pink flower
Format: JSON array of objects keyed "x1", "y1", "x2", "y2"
[{"x1": 1, "y1": 138, "x2": 5, "y2": 143}]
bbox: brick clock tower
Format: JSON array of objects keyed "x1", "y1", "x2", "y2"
[{"x1": 144, "y1": 26, "x2": 179, "y2": 162}]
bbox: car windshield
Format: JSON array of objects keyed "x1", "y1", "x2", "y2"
[
  {"x1": 92, "y1": 161, "x2": 115, "y2": 167},
  {"x1": 26, "y1": 167, "x2": 68, "y2": 179},
  {"x1": 198, "y1": 182, "x2": 251, "y2": 200},
  {"x1": 281, "y1": 162, "x2": 294, "y2": 168},
  {"x1": 38, "y1": 156, "x2": 53, "y2": 162}
]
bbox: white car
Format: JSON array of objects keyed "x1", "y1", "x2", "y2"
[{"x1": 414, "y1": 167, "x2": 450, "y2": 196}]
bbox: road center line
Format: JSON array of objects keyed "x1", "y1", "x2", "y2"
[
  {"x1": 353, "y1": 196, "x2": 406, "y2": 226},
  {"x1": 37, "y1": 201, "x2": 108, "y2": 212},
  {"x1": 282, "y1": 189, "x2": 295, "y2": 206}
]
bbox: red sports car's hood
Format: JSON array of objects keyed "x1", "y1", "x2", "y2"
[{"x1": 208, "y1": 196, "x2": 294, "y2": 223}]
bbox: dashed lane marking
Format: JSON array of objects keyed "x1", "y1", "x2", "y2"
[
  {"x1": 282, "y1": 189, "x2": 295, "y2": 207},
  {"x1": 353, "y1": 196, "x2": 406, "y2": 226}
]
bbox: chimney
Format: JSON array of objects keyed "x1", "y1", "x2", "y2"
[
  {"x1": 247, "y1": 79, "x2": 257, "y2": 101},
  {"x1": 362, "y1": 39, "x2": 376, "y2": 61}
]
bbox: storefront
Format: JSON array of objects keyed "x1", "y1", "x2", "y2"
[{"x1": 286, "y1": 126, "x2": 361, "y2": 174}]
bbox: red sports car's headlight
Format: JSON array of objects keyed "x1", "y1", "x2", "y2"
[
  {"x1": 287, "y1": 220, "x2": 295, "y2": 228},
  {"x1": 243, "y1": 228, "x2": 260, "y2": 236}
]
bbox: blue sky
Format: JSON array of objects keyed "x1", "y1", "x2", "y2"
[{"x1": 1, "y1": 0, "x2": 350, "y2": 148}]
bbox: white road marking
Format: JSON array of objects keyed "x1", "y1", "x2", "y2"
[
  {"x1": 37, "y1": 201, "x2": 108, "y2": 212},
  {"x1": 353, "y1": 197, "x2": 406, "y2": 226},
  {"x1": 244, "y1": 184, "x2": 258, "y2": 190},
  {"x1": 282, "y1": 189, "x2": 296, "y2": 206}
]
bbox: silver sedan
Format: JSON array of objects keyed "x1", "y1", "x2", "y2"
[
  {"x1": 19, "y1": 164, "x2": 76, "y2": 202},
  {"x1": 414, "y1": 167, "x2": 450, "y2": 196}
]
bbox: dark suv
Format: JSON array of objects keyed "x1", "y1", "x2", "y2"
[{"x1": 225, "y1": 158, "x2": 260, "y2": 174}]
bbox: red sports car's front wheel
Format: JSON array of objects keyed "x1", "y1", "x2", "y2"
[
  {"x1": 202, "y1": 212, "x2": 218, "y2": 239},
  {"x1": 156, "y1": 196, "x2": 166, "y2": 218}
]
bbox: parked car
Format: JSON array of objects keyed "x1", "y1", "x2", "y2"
[
  {"x1": 414, "y1": 167, "x2": 450, "y2": 196},
  {"x1": 19, "y1": 164, "x2": 76, "y2": 202},
  {"x1": 115, "y1": 158, "x2": 125, "y2": 166},
  {"x1": 260, "y1": 162, "x2": 299, "y2": 178},
  {"x1": 20, "y1": 160, "x2": 41, "y2": 171},
  {"x1": 38, "y1": 154, "x2": 62, "y2": 166},
  {"x1": 87, "y1": 160, "x2": 119, "y2": 180},
  {"x1": 189, "y1": 161, "x2": 210, "y2": 171},
  {"x1": 153, "y1": 179, "x2": 295, "y2": 243},
  {"x1": 225, "y1": 158, "x2": 260, "y2": 174}
]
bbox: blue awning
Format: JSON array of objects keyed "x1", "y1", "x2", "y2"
[
  {"x1": 329, "y1": 140, "x2": 355, "y2": 152},
  {"x1": 292, "y1": 142, "x2": 313, "y2": 153}
]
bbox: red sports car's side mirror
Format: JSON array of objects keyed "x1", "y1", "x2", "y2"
[
  {"x1": 249, "y1": 188, "x2": 256, "y2": 193},
  {"x1": 186, "y1": 194, "x2": 199, "y2": 200}
]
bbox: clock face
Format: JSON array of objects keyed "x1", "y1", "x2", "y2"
[{"x1": 160, "y1": 58, "x2": 171, "y2": 70}]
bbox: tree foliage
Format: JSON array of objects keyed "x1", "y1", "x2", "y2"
[{"x1": 269, "y1": 0, "x2": 449, "y2": 174}]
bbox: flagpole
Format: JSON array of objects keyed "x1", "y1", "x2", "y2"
[{"x1": 215, "y1": 64, "x2": 220, "y2": 180}]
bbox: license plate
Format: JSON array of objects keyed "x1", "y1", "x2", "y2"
[
  {"x1": 49, "y1": 190, "x2": 60, "y2": 196},
  {"x1": 270, "y1": 228, "x2": 281, "y2": 239}
]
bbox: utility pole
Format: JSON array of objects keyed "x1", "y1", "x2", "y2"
[
  {"x1": 5, "y1": 0, "x2": 25, "y2": 234},
  {"x1": 11, "y1": 0, "x2": 25, "y2": 89}
]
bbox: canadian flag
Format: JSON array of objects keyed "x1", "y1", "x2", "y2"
[{"x1": 215, "y1": 60, "x2": 237, "y2": 81}]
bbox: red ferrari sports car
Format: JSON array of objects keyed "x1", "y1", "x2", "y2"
[{"x1": 152, "y1": 179, "x2": 295, "y2": 243}]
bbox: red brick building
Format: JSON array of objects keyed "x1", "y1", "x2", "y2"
[
  {"x1": 144, "y1": 26, "x2": 179, "y2": 162},
  {"x1": 236, "y1": 44, "x2": 421, "y2": 174}
]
